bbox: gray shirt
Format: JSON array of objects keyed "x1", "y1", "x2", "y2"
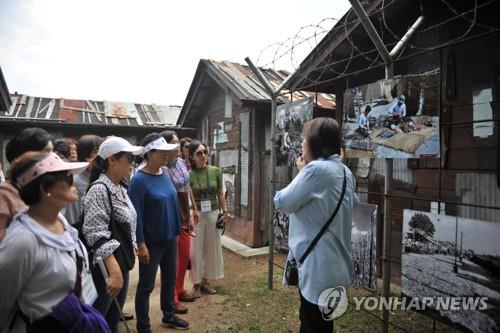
[{"x1": 0, "y1": 210, "x2": 86, "y2": 328}]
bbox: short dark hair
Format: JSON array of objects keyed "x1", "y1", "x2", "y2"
[
  {"x1": 180, "y1": 137, "x2": 192, "y2": 149},
  {"x1": 140, "y1": 133, "x2": 162, "y2": 161},
  {"x1": 6, "y1": 128, "x2": 52, "y2": 163},
  {"x1": 301, "y1": 117, "x2": 341, "y2": 160},
  {"x1": 188, "y1": 140, "x2": 207, "y2": 170},
  {"x1": 53, "y1": 139, "x2": 71, "y2": 159},
  {"x1": 159, "y1": 130, "x2": 178, "y2": 144},
  {"x1": 77, "y1": 135, "x2": 103, "y2": 162},
  {"x1": 10, "y1": 152, "x2": 59, "y2": 205}
]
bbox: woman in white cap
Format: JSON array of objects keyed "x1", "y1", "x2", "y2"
[
  {"x1": 129, "y1": 133, "x2": 189, "y2": 332},
  {"x1": 81, "y1": 136, "x2": 143, "y2": 333},
  {"x1": 0, "y1": 151, "x2": 110, "y2": 332}
]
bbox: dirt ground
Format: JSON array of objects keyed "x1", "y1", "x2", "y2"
[
  {"x1": 118, "y1": 249, "x2": 460, "y2": 333},
  {"x1": 119, "y1": 250, "x2": 299, "y2": 333}
]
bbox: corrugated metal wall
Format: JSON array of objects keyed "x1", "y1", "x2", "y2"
[
  {"x1": 371, "y1": 158, "x2": 413, "y2": 183},
  {"x1": 456, "y1": 173, "x2": 500, "y2": 222}
]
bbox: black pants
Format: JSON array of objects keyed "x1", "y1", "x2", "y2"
[
  {"x1": 299, "y1": 290, "x2": 334, "y2": 333},
  {"x1": 91, "y1": 265, "x2": 129, "y2": 333}
]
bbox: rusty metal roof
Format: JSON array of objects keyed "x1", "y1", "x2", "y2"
[
  {"x1": 0, "y1": 66, "x2": 10, "y2": 112},
  {"x1": 178, "y1": 59, "x2": 336, "y2": 126},
  {"x1": 0, "y1": 93, "x2": 181, "y2": 128},
  {"x1": 208, "y1": 60, "x2": 336, "y2": 107}
]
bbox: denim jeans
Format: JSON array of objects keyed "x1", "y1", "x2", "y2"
[
  {"x1": 91, "y1": 265, "x2": 130, "y2": 333},
  {"x1": 135, "y1": 238, "x2": 177, "y2": 332}
]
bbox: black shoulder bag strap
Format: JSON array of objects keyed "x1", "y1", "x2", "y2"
[{"x1": 298, "y1": 167, "x2": 347, "y2": 265}]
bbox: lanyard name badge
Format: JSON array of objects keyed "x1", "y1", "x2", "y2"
[
  {"x1": 81, "y1": 267, "x2": 98, "y2": 305},
  {"x1": 76, "y1": 245, "x2": 98, "y2": 305},
  {"x1": 198, "y1": 168, "x2": 212, "y2": 213}
]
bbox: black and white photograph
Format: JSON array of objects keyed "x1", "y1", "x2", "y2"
[
  {"x1": 223, "y1": 173, "x2": 235, "y2": 218},
  {"x1": 402, "y1": 210, "x2": 500, "y2": 333},
  {"x1": 351, "y1": 203, "x2": 378, "y2": 290},
  {"x1": 343, "y1": 70, "x2": 440, "y2": 159},
  {"x1": 275, "y1": 97, "x2": 313, "y2": 166},
  {"x1": 273, "y1": 209, "x2": 290, "y2": 252}
]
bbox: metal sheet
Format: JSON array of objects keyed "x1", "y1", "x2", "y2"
[
  {"x1": 240, "y1": 150, "x2": 249, "y2": 206},
  {"x1": 219, "y1": 149, "x2": 239, "y2": 169},
  {"x1": 240, "y1": 112, "x2": 249, "y2": 149},
  {"x1": 456, "y1": 172, "x2": 500, "y2": 222}
]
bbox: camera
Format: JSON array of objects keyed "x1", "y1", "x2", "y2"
[{"x1": 216, "y1": 213, "x2": 225, "y2": 230}]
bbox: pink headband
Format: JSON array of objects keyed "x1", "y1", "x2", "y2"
[{"x1": 16, "y1": 152, "x2": 88, "y2": 188}]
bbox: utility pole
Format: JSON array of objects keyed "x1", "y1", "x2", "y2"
[
  {"x1": 245, "y1": 57, "x2": 280, "y2": 290},
  {"x1": 347, "y1": 1, "x2": 424, "y2": 332}
]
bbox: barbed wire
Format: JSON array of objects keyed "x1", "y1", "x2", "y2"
[{"x1": 255, "y1": 0, "x2": 499, "y2": 92}]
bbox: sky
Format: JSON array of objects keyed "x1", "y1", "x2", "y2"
[{"x1": 0, "y1": 0, "x2": 351, "y2": 106}]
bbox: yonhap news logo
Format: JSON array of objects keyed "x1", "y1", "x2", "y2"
[
  {"x1": 317, "y1": 287, "x2": 489, "y2": 321},
  {"x1": 317, "y1": 286, "x2": 349, "y2": 320}
]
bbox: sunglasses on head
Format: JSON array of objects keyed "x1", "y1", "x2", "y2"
[
  {"x1": 195, "y1": 149, "x2": 208, "y2": 157},
  {"x1": 51, "y1": 172, "x2": 74, "y2": 186}
]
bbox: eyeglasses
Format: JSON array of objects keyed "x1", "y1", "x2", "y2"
[
  {"x1": 196, "y1": 149, "x2": 208, "y2": 157},
  {"x1": 124, "y1": 153, "x2": 134, "y2": 163},
  {"x1": 52, "y1": 172, "x2": 74, "y2": 186},
  {"x1": 115, "y1": 152, "x2": 135, "y2": 163}
]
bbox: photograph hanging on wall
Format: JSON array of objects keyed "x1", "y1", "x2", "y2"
[
  {"x1": 275, "y1": 96, "x2": 313, "y2": 166},
  {"x1": 274, "y1": 202, "x2": 378, "y2": 290},
  {"x1": 343, "y1": 70, "x2": 440, "y2": 158},
  {"x1": 402, "y1": 209, "x2": 500, "y2": 332},
  {"x1": 273, "y1": 209, "x2": 290, "y2": 252},
  {"x1": 222, "y1": 173, "x2": 235, "y2": 218},
  {"x1": 352, "y1": 203, "x2": 378, "y2": 290}
]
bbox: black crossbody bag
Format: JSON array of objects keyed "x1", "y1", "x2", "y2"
[
  {"x1": 285, "y1": 168, "x2": 347, "y2": 286},
  {"x1": 75, "y1": 182, "x2": 135, "y2": 272}
]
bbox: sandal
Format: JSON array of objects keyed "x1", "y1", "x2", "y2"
[
  {"x1": 200, "y1": 284, "x2": 217, "y2": 294},
  {"x1": 191, "y1": 284, "x2": 202, "y2": 298}
]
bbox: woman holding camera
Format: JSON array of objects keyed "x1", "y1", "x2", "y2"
[
  {"x1": 188, "y1": 140, "x2": 227, "y2": 297},
  {"x1": 274, "y1": 118, "x2": 358, "y2": 333}
]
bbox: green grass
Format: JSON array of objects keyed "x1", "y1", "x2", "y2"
[{"x1": 219, "y1": 268, "x2": 460, "y2": 333}]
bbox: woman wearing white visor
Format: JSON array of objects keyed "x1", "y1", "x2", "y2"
[{"x1": 129, "y1": 133, "x2": 189, "y2": 332}]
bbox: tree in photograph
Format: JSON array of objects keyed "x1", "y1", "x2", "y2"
[{"x1": 409, "y1": 213, "x2": 436, "y2": 237}]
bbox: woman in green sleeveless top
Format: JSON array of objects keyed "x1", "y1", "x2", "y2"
[{"x1": 188, "y1": 141, "x2": 227, "y2": 297}]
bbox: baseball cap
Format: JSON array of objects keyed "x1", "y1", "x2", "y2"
[
  {"x1": 16, "y1": 152, "x2": 88, "y2": 188},
  {"x1": 98, "y1": 136, "x2": 143, "y2": 160},
  {"x1": 143, "y1": 137, "x2": 179, "y2": 155}
]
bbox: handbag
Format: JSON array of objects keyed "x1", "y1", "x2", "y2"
[
  {"x1": 285, "y1": 167, "x2": 347, "y2": 286},
  {"x1": 76, "y1": 182, "x2": 135, "y2": 272}
]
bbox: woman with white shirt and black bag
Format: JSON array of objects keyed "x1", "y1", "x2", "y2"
[
  {"x1": 274, "y1": 117, "x2": 359, "y2": 333},
  {"x1": 81, "y1": 136, "x2": 143, "y2": 333}
]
